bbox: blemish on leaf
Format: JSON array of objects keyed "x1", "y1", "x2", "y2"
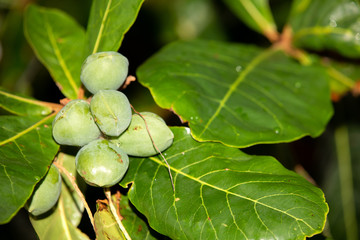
[
  {"x1": 208, "y1": 217, "x2": 211, "y2": 221},
  {"x1": 137, "y1": 225, "x2": 142, "y2": 232},
  {"x1": 44, "y1": 124, "x2": 49, "y2": 128},
  {"x1": 175, "y1": 198, "x2": 180, "y2": 202},
  {"x1": 225, "y1": 168, "x2": 229, "y2": 171},
  {"x1": 181, "y1": 152, "x2": 185, "y2": 155},
  {"x1": 222, "y1": 223, "x2": 228, "y2": 227}
]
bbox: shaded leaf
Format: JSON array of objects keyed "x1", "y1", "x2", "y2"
[
  {"x1": 30, "y1": 197, "x2": 89, "y2": 240},
  {"x1": 86, "y1": 0, "x2": 144, "y2": 54},
  {"x1": 320, "y1": 125, "x2": 360, "y2": 240},
  {"x1": 321, "y1": 58, "x2": 360, "y2": 97},
  {"x1": 24, "y1": 4, "x2": 85, "y2": 99},
  {"x1": 56, "y1": 153, "x2": 85, "y2": 227},
  {"x1": 0, "y1": 87, "x2": 52, "y2": 116},
  {"x1": 94, "y1": 201, "x2": 125, "y2": 240},
  {"x1": 120, "y1": 127, "x2": 328, "y2": 239},
  {"x1": 30, "y1": 153, "x2": 88, "y2": 239},
  {"x1": 222, "y1": 0, "x2": 278, "y2": 41},
  {"x1": 288, "y1": 0, "x2": 360, "y2": 58},
  {"x1": 120, "y1": 194, "x2": 162, "y2": 240},
  {"x1": 137, "y1": 40, "x2": 333, "y2": 148},
  {"x1": 0, "y1": 114, "x2": 59, "y2": 223}
]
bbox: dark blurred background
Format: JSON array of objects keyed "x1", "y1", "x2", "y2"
[{"x1": 1, "y1": 0, "x2": 359, "y2": 239}]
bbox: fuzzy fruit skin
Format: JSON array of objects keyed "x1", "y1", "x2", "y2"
[
  {"x1": 52, "y1": 99, "x2": 101, "y2": 146},
  {"x1": 111, "y1": 112, "x2": 174, "y2": 157},
  {"x1": 76, "y1": 139, "x2": 129, "y2": 187},
  {"x1": 90, "y1": 90, "x2": 132, "y2": 136},
  {"x1": 80, "y1": 51, "x2": 129, "y2": 94},
  {"x1": 27, "y1": 164, "x2": 62, "y2": 216}
]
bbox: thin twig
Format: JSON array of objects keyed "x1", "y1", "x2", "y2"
[
  {"x1": 130, "y1": 105, "x2": 175, "y2": 191},
  {"x1": 104, "y1": 188, "x2": 132, "y2": 240},
  {"x1": 53, "y1": 161, "x2": 95, "y2": 228}
]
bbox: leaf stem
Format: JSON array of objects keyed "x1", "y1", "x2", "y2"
[
  {"x1": 334, "y1": 126, "x2": 359, "y2": 240},
  {"x1": 104, "y1": 188, "x2": 132, "y2": 240},
  {"x1": 53, "y1": 161, "x2": 95, "y2": 229},
  {"x1": 130, "y1": 105, "x2": 175, "y2": 191}
]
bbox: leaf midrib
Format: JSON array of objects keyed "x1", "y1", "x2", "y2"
[
  {"x1": 91, "y1": 0, "x2": 112, "y2": 53},
  {"x1": 44, "y1": 16, "x2": 79, "y2": 97},
  {"x1": 0, "y1": 113, "x2": 55, "y2": 146},
  {"x1": 149, "y1": 155, "x2": 315, "y2": 231},
  {"x1": 238, "y1": 0, "x2": 274, "y2": 32},
  {"x1": 199, "y1": 48, "x2": 279, "y2": 137},
  {"x1": 0, "y1": 90, "x2": 51, "y2": 109}
]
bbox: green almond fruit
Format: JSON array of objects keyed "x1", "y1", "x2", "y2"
[
  {"x1": 90, "y1": 90, "x2": 132, "y2": 136},
  {"x1": 76, "y1": 139, "x2": 129, "y2": 187},
  {"x1": 111, "y1": 112, "x2": 174, "y2": 157},
  {"x1": 52, "y1": 100, "x2": 101, "y2": 146},
  {"x1": 80, "y1": 51, "x2": 129, "y2": 94},
  {"x1": 27, "y1": 164, "x2": 62, "y2": 216}
]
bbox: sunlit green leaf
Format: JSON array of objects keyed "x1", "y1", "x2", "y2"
[
  {"x1": 86, "y1": 0, "x2": 144, "y2": 54},
  {"x1": 222, "y1": 0, "x2": 278, "y2": 41},
  {"x1": 24, "y1": 4, "x2": 85, "y2": 99},
  {"x1": 137, "y1": 40, "x2": 333, "y2": 148},
  {"x1": 289, "y1": 0, "x2": 360, "y2": 58},
  {"x1": 121, "y1": 127, "x2": 328, "y2": 239},
  {"x1": 0, "y1": 87, "x2": 52, "y2": 116},
  {"x1": 0, "y1": 114, "x2": 59, "y2": 223}
]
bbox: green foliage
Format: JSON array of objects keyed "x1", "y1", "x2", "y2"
[
  {"x1": 24, "y1": 4, "x2": 85, "y2": 100},
  {"x1": 0, "y1": 115, "x2": 59, "y2": 223},
  {"x1": 137, "y1": 40, "x2": 333, "y2": 147},
  {"x1": 222, "y1": 0, "x2": 278, "y2": 40},
  {"x1": 2, "y1": 0, "x2": 360, "y2": 239},
  {"x1": 289, "y1": 0, "x2": 360, "y2": 58},
  {"x1": 120, "y1": 127, "x2": 328, "y2": 239},
  {"x1": 86, "y1": 0, "x2": 144, "y2": 54}
]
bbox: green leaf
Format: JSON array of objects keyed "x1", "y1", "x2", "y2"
[
  {"x1": 30, "y1": 199, "x2": 89, "y2": 240},
  {"x1": 57, "y1": 153, "x2": 85, "y2": 227},
  {"x1": 30, "y1": 153, "x2": 88, "y2": 240},
  {"x1": 94, "y1": 201, "x2": 125, "y2": 240},
  {"x1": 0, "y1": 114, "x2": 59, "y2": 224},
  {"x1": 222, "y1": 0, "x2": 278, "y2": 41},
  {"x1": 0, "y1": 87, "x2": 52, "y2": 116},
  {"x1": 322, "y1": 58, "x2": 360, "y2": 97},
  {"x1": 288, "y1": 0, "x2": 360, "y2": 58},
  {"x1": 86, "y1": 0, "x2": 144, "y2": 54},
  {"x1": 137, "y1": 40, "x2": 333, "y2": 148},
  {"x1": 120, "y1": 194, "x2": 162, "y2": 240},
  {"x1": 120, "y1": 127, "x2": 328, "y2": 239},
  {"x1": 24, "y1": 4, "x2": 85, "y2": 99}
]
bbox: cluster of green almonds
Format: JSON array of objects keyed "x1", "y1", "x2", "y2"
[{"x1": 26, "y1": 51, "x2": 174, "y2": 216}]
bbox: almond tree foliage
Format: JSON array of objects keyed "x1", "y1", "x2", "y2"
[{"x1": 1, "y1": 0, "x2": 360, "y2": 239}]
